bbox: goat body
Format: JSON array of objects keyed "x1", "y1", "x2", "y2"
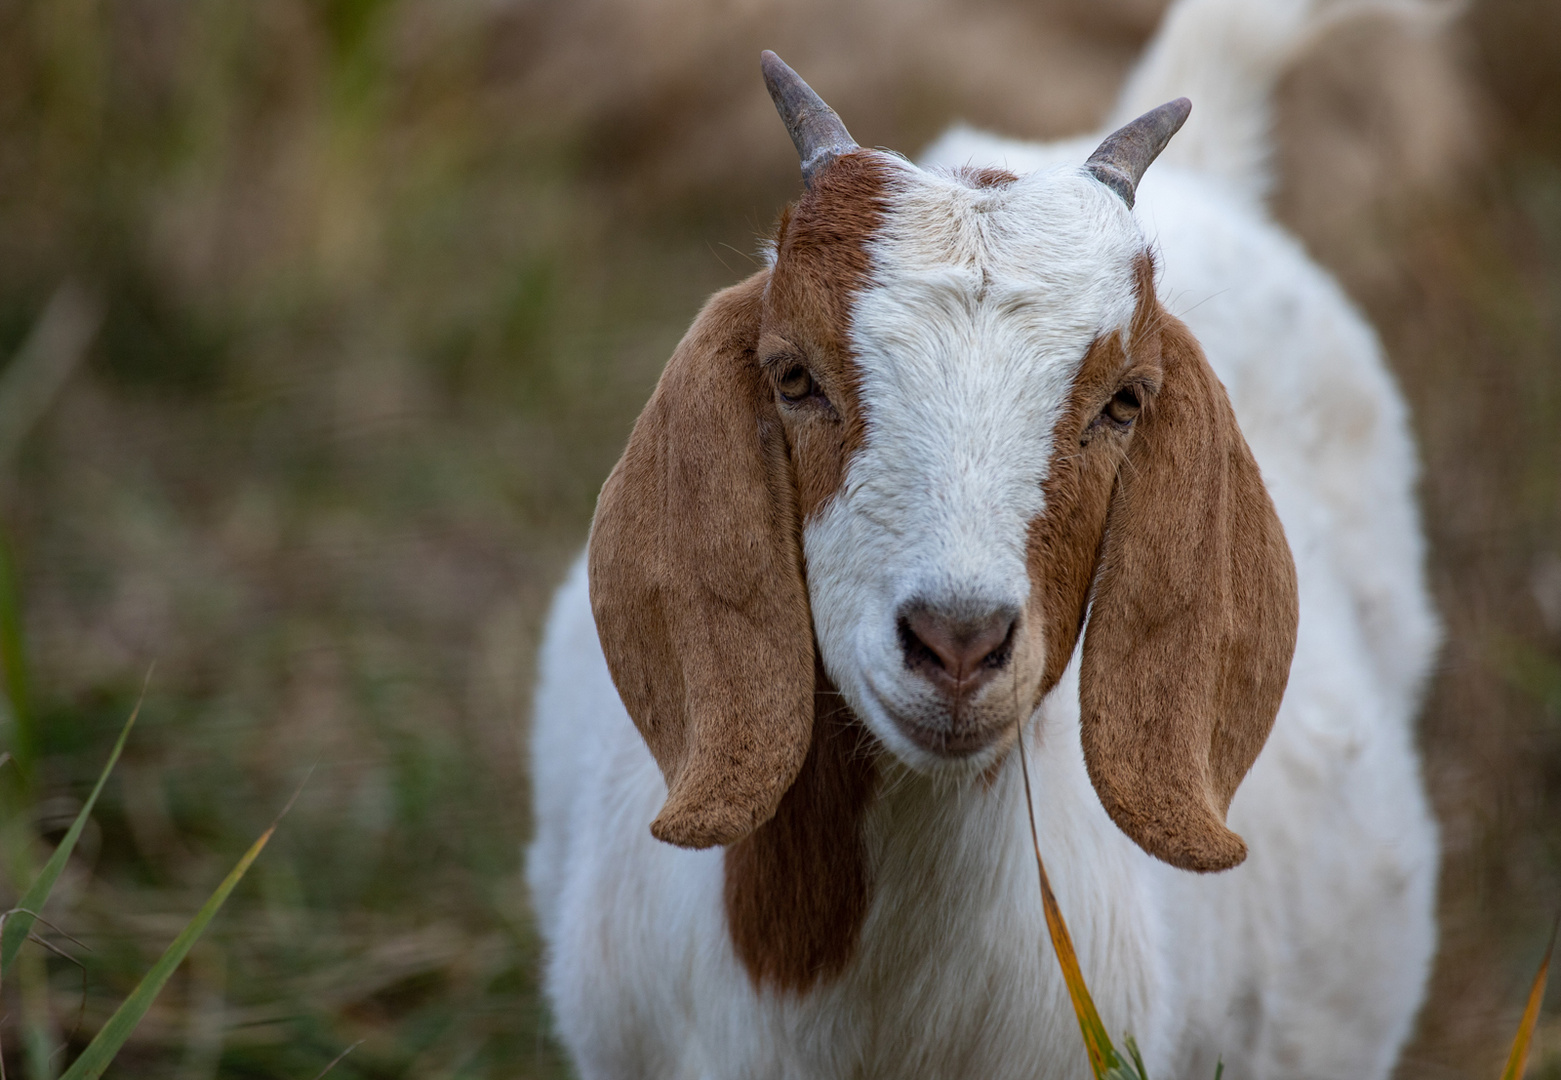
[{"x1": 527, "y1": 0, "x2": 1441, "y2": 1076}]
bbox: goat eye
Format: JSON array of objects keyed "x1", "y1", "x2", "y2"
[
  {"x1": 1104, "y1": 387, "x2": 1141, "y2": 425},
  {"x1": 777, "y1": 365, "x2": 816, "y2": 403}
]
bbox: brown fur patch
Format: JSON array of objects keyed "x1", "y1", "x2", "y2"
[
  {"x1": 719, "y1": 150, "x2": 891, "y2": 992},
  {"x1": 1027, "y1": 256, "x2": 1163, "y2": 694},
  {"x1": 589, "y1": 271, "x2": 816, "y2": 850},
  {"x1": 1025, "y1": 252, "x2": 1298, "y2": 873},
  {"x1": 590, "y1": 152, "x2": 890, "y2": 865},
  {"x1": 965, "y1": 165, "x2": 1019, "y2": 188},
  {"x1": 761, "y1": 151, "x2": 889, "y2": 521},
  {"x1": 723, "y1": 663, "x2": 879, "y2": 993},
  {"x1": 1071, "y1": 258, "x2": 1298, "y2": 873}
]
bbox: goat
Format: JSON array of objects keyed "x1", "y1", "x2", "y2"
[{"x1": 527, "y1": 0, "x2": 1441, "y2": 1075}]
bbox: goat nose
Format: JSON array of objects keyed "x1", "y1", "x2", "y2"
[{"x1": 898, "y1": 603, "x2": 1017, "y2": 697}]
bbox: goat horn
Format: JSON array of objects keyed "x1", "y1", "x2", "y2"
[
  {"x1": 1083, "y1": 98, "x2": 1191, "y2": 209},
  {"x1": 762, "y1": 50, "x2": 859, "y2": 189}
]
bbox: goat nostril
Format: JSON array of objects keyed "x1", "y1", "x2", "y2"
[{"x1": 898, "y1": 605, "x2": 1017, "y2": 688}]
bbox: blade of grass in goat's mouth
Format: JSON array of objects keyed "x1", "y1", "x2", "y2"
[{"x1": 1014, "y1": 712, "x2": 1136, "y2": 1080}]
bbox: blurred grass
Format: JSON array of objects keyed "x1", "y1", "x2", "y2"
[
  {"x1": 1366, "y1": 4, "x2": 1561, "y2": 1070},
  {"x1": 0, "y1": 0, "x2": 685, "y2": 1073},
  {"x1": 0, "y1": 689, "x2": 281, "y2": 1079},
  {"x1": 0, "y1": 0, "x2": 1553, "y2": 1076}
]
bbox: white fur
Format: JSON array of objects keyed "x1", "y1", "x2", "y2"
[{"x1": 527, "y1": 0, "x2": 1441, "y2": 1074}]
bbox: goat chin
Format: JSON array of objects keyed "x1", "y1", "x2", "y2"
[{"x1": 526, "y1": 0, "x2": 1442, "y2": 1076}]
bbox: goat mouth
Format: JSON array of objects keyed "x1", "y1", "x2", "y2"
[
  {"x1": 855, "y1": 667, "x2": 1026, "y2": 767},
  {"x1": 891, "y1": 714, "x2": 1010, "y2": 760}
]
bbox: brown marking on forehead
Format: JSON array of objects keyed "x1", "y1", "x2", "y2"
[
  {"x1": 1027, "y1": 254, "x2": 1164, "y2": 694},
  {"x1": 723, "y1": 662, "x2": 879, "y2": 992},
  {"x1": 963, "y1": 165, "x2": 1019, "y2": 189},
  {"x1": 761, "y1": 151, "x2": 890, "y2": 521}
]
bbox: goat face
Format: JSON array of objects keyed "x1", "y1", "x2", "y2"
[
  {"x1": 773, "y1": 153, "x2": 1147, "y2": 774},
  {"x1": 588, "y1": 54, "x2": 1299, "y2": 874}
]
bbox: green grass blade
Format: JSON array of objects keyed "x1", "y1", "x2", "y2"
[
  {"x1": 57, "y1": 790, "x2": 296, "y2": 1080},
  {"x1": 1124, "y1": 1035, "x2": 1150, "y2": 1079},
  {"x1": 1500, "y1": 913, "x2": 1560, "y2": 1080},
  {"x1": 1, "y1": 686, "x2": 145, "y2": 975}
]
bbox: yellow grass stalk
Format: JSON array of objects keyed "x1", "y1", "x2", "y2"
[
  {"x1": 1500, "y1": 915, "x2": 1559, "y2": 1080},
  {"x1": 1012, "y1": 714, "x2": 1224, "y2": 1080},
  {"x1": 1014, "y1": 714, "x2": 1130, "y2": 1080}
]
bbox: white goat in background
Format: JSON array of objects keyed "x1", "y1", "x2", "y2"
[{"x1": 527, "y1": 0, "x2": 1442, "y2": 1075}]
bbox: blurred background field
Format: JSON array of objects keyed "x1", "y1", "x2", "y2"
[{"x1": 0, "y1": 0, "x2": 1557, "y2": 1076}]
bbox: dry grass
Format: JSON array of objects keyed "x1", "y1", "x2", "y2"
[{"x1": 0, "y1": 0, "x2": 1554, "y2": 1075}]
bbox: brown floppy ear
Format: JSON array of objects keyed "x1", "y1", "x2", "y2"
[
  {"x1": 1080, "y1": 311, "x2": 1299, "y2": 873},
  {"x1": 588, "y1": 270, "x2": 814, "y2": 850}
]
